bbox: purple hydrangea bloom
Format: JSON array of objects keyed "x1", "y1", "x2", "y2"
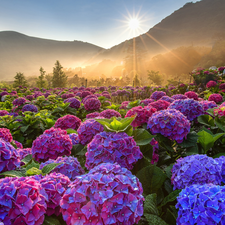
[
  {"x1": 14, "y1": 140, "x2": 23, "y2": 149},
  {"x1": 208, "y1": 93, "x2": 223, "y2": 103},
  {"x1": 150, "y1": 138, "x2": 159, "y2": 165},
  {"x1": 160, "y1": 96, "x2": 175, "y2": 103},
  {"x1": 17, "y1": 148, "x2": 32, "y2": 160},
  {"x1": 69, "y1": 133, "x2": 80, "y2": 145},
  {"x1": 168, "y1": 99, "x2": 204, "y2": 121},
  {"x1": 32, "y1": 127, "x2": 72, "y2": 162},
  {"x1": 199, "y1": 100, "x2": 217, "y2": 112},
  {"x1": 171, "y1": 154, "x2": 222, "y2": 190},
  {"x1": 150, "y1": 91, "x2": 166, "y2": 100},
  {"x1": 77, "y1": 118, "x2": 104, "y2": 146},
  {"x1": 140, "y1": 99, "x2": 154, "y2": 106},
  {"x1": 81, "y1": 91, "x2": 92, "y2": 99},
  {"x1": 12, "y1": 97, "x2": 27, "y2": 106},
  {"x1": 176, "y1": 184, "x2": 225, "y2": 225},
  {"x1": 86, "y1": 112, "x2": 100, "y2": 119},
  {"x1": 0, "y1": 128, "x2": 13, "y2": 142},
  {"x1": 172, "y1": 94, "x2": 188, "y2": 100},
  {"x1": 22, "y1": 104, "x2": 38, "y2": 113},
  {"x1": 84, "y1": 98, "x2": 101, "y2": 111},
  {"x1": 214, "y1": 156, "x2": 225, "y2": 183},
  {"x1": 147, "y1": 109, "x2": 190, "y2": 143},
  {"x1": 0, "y1": 176, "x2": 48, "y2": 225},
  {"x1": 85, "y1": 131, "x2": 143, "y2": 170},
  {"x1": 148, "y1": 100, "x2": 170, "y2": 111},
  {"x1": 81, "y1": 94, "x2": 98, "y2": 103},
  {"x1": 40, "y1": 172, "x2": 71, "y2": 216},
  {"x1": 64, "y1": 97, "x2": 81, "y2": 109},
  {"x1": 0, "y1": 139, "x2": 20, "y2": 173},
  {"x1": 40, "y1": 156, "x2": 85, "y2": 181},
  {"x1": 54, "y1": 115, "x2": 81, "y2": 130},
  {"x1": 100, "y1": 109, "x2": 121, "y2": 119},
  {"x1": 60, "y1": 163, "x2": 144, "y2": 225}
]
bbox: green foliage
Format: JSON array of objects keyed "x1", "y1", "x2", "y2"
[{"x1": 147, "y1": 70, "x2": 163, "y2": 85}]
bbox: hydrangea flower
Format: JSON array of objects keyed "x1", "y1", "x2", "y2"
[
  {"x1": 120, "y1": 101, "x2": 130, "y2": 109},
  {"x1": 81, "y1": 91, "x2": 92, "y2": 99},
  {"x1": 150, "y1": 91, "x2": 166, "y2": 101},
  {"x1": 100, "y1": 109, "x2": 122, "y2": 119},
  {"x1": 0, "y1": 110, "x2": 9, "y2": 116},
  {"x1": 171, "y1": 154, "x2": 222, "y2": 190},
  {"x1": 86, "y1": 112, "x2": 100, "y2": 119},
  {"x1": 208, "y1": 93, "x2": 223, "y2": 103},
  {"x1": 206, "y1": 80, "x2": 217, "y2": 88},
  {"x1": 40, "y1": 172, "x2": 71, "y2": 216},
  {"x1": 160, "y1": 96, "x2": 175, "y2": 103},
  {"x1": 0, "y1": 176, "x2": 48, "y2": 225},
  {"x1": 214, "y1": 156, "x2": 225, "y2": 183},
  {"x1": 214, "y1": 106, "x2": 225, "y2": 118},
  {"x1": 148, "y1": 100, "x2": 170, "y2": 111},
  {"x1": 219, "y1": 83, "x2": 225, "y2": 90},
  {"x1": 184, "y1": 91, "x2": 198, "y2": 100},
  {"x1": 0, "y1": 128, "x2": 13, "y2": 142},
  {"x1": 12, "y1": 97, "x2": 27, "y2": 106},
  {"x1": 150, "y1": 138, "x2": 159, "y2": 165},
  {"x1": 54, "y1": 115, "x2": 81, "y2": 130},
  {"x1": 22, "y1": 104, "x2": 38, "y2": 113},
  {"x1": 199, "y1": 100, "x2": 217, "y2": 112},
  {"x1": 69, "y1": 133, "x2": 80, "y2": 145},
  {"x1": 176, "y1": 184, "x2": 225, "y2": 225},
  {"x1": 84, "y1": 98, "x2": 101, "y2": 111},
  {"x1": 168, "y1": 99, "x2": 204, "y2": 121},
  {"x1": 17, "y1": 148, "x2": 32, "y2": 160},
  {"x1": 60, "y1": 163, "x2": 144, "y2": 225},
  {"x1": 64, "y1": 97, "x2": 81, "y2": 109},
  {"x1": 81, "y1": 94, "x2": 97, "y2": 104},
  {"x1": 147, "y1": 109, "x2": 190, "y2": 143},
  {"x1": 85, "y1": 131, "x2": 143, "y2": 170},
  {"x1": 32, "y1": 127, "x2": 72, "y2": 162},
  {"x1": 140, "y1": 99, "x2": 154, "y2": 106},
  {"x1": 77, "y1": 118, "x2": 104, "y2": 146},
  {"x1": 125, "y1": 106, "x2": 156, "y2": 127},
  {"x1": 0, "y1": 139, "x2": 20, "y2": 173},
  {"x1": 40, "y1": 156, "x2": 85, "y2": 181},
  {"x1": 14, "y1": 140, "x2": 23, "y2": 149},
  {"x1": 171, "y1": 94, "x2": 188, "y2": 100}
]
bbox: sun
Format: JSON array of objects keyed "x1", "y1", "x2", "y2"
[{"x1": 128, "y1": 18, "x2": 140, "y2": 30}]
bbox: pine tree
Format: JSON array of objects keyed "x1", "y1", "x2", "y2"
[
  {"x1": 36, "y1": 67, "x2": 46, "y2": 88},
  {"x1": 13, "y1": 72, "x2": 27, "y2": 87},
  {"x1": 52, "y1": 60, "x2": 67, "y2": 88}
]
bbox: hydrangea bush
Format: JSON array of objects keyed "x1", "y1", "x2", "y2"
[{"x1": 54, "y1": 115, "x2": 81, "y2": 130}]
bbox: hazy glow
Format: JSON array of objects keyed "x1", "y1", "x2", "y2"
[{"x1": 128, "y1": 18, "x2": 140, "y2": 30}]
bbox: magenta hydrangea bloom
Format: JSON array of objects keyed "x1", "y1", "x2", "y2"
[
  {"x1": 148, "y1": 99, "x2": 170, "y2": 111},
  {"x1": 125, "y1": 106, "x2": 156, "y2": 127},
  {"x1": 147, "y1": 109, "x2": 190, "y2": 143},
  {"x1": 199, "y1": 100, "x2": 217, "y2": 112},
  {"x1": 32, "y1": 127, "x2": 72, "y2": 162},
  {"x1": 81, "y1": 91, "x2": 92, "y2": 99},
  {"x1": 150, "y1": 91, "x2": 166, "y2": 101},
  {"x1": 160, "y1": 96, "x2": 175, "y2": 103},
  {"x1": 0, "y1": 110, "x2": 9, "y2": 116},
  {"x1": 64, "y1": 97, "x2": 81, "y2": 109},
  {"x1": 69, "y1": 133, "x2": 80, "y2": 145},
  {"x1": 85, "y1": 131, "x2": 143, "y2": 170},
  {"x1": 81, "y1": 94, "x2": 97, "y2": 103},
  {"x1": 12, "y1": 97, "x2": 27, "y2": 106},
  {"x1": 40, "y1": 172, "x2": 71, "y2": 216},
  {"x1": 206, "y1": 80, "x2": 217, "y2": 88},
  {"x1": 22, "y1": 104, "x2": 38, "y2": 113},
  {"x1": 120, "y1": 101, "x2": 130, "y2": 109},
  {"x1": 84, "y1": 98, "x2": 101, "y2": 111},
  {"x1": 140, "y1": 99, "x2": 154, "y2": 106},
  {"x1": 171, "y1": 94, "x2": 188, "y2": 100},
  {"x1": 184, "y1": 91, "x2": 198, "y2": 100},
  {"x1": 86, "y1": 112, "x2": 100, "y2": 119},
  {"x1": 77, "y1": 118, "x2": 104, "y2": 146},
  {"x1": 40, "y1": 156, "x2": 85, "y2": 181},
  {"x1": 0, "y1": 128, "x2": 13, "y2": 142},
  {"x1": 176, "y1": 184, "x2": 225, "y2": 225},
  {"x1": 219, "y1": 83, "x2": 225, "y2": 90},
  {"x1": 14, "y1": 140, "x2": 23, "y2": 149},
  {"x1": 150, "y1": 138, "x2": 159, "y2": 165},
  {"x1": 0, "y1": 139, "x2": 20, "y2": 173},
  {"x1": 60, "y1": 163, "x2": 144, "y2": 225},
  {"x1": 171, "y1": 154, "x2": 222, "y2": 190},
  {"x1": 54, "y1": 115, "x2": 81, "y2": 130},
  {"x1": 208, "y1": 93, "x2": 223, "y2": 103},
  {"x1": 99, "y1": 109, "x2": 122, "y2": 119},
  {"x1": 168, "y1": 99, "x2": 204, "y2": 121},
  {"x1": 0, "y1": 176, "x2": 48, "y2": 225}
]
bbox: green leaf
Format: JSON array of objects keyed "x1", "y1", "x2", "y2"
[
  {"x1": 144, "y1": 194, "x2": 159, "y2": 216},
  {"x1": 159, "y1": 190, "x2": 181, "y2": 207},
  {"x1": 197, "y1": 114, "x2": 215, "y2": 127},
  {"x1": 178, "y1": 131, "x2": 198, "y2": 148},
  {"x1": 213, "y1": 153, "x2": 225, "y2": 158},
  {"x1": 110, "y1": 117, "x2": 122, "y2": 130},
  {"x1": 20, "y1": 125, "x2": 30, "y2": 133},
  {"x1": 144, "y1": 214, "x2": 168, "y2": 225},
  {"x1": 21, "y1": 154, "x2": 33, "y2": 164},
  {"x1": 43, "y1": 215, "x2": 61, "y2": 225},
  {"x1": 164, "y1": 208, "x2": 177, "y2": 225},
  {"x1": 26, "y1": 161, "x2": 40, "y2": 170},
  {"x1": 213, "y1": 133, "x2": 225, "y2": 142},
  {"x1": 197, "y1": 129, "x2": 214, "y2": 152},
  {"x1": 133, "y1": 129, "x2": 154, "y2": 146},
  {"x1": 215, "y1": 117, "x2": 225, "y2": 132},
  {"x1": 66, "y1": 128, "x2": 78, "y2": 134},
  {"x1": 136, "y1": 165, "x2": 167, "y2": 195},
  {"x1": 165, "y1": 164, "x2": 173, "y2": 179},
  {"x1": 118, "y1": 117, "x2": 136, "y2": 130},
  {"x1": 71, "y1": 144, "x2": 85, "y2": 156},
  {"x1": 41, "y1": 163, "x2": 62, "y2": 174},
  {"x1": 0, "y1": 170, "x2": 25, "y2": 177},
  {"x1": 26, "y1": 167, "x2": 42, "y2": 176}
]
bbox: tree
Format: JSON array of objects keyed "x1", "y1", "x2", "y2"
[
  {"x1": 36, "y1": 67, "x2": 46, "y2": 88},
  {"x1": 13, "y1": 72, "x2": 27, "y2": 87},
  {"x1": 133, "y1": 74, "x2": 141, "y2": 87},
  {"x1": 147, "y1": 70, "x2": 163, "y2": 85},
  {"x1": 52, "y1": 60, "x2": 67, "y2": 88},
  {"x1": 45, "y1": 74, "x2": 53, "y2": 89}
]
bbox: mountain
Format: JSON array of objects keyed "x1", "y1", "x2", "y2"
[{"x1": 0, "y1": 31, "x2": 105, "y2": 80}]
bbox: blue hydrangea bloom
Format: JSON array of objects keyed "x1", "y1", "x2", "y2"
[{"x1": 22, "y1": 104, "x2": 38, "y2": 112}]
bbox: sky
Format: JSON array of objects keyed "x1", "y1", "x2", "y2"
[{"x1": 0, "y1": 0, "x2": 198, "y2": 49}]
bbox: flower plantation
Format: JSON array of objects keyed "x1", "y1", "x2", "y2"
[{"x1": 1, "y1": 66, "x2": 225, "y2": 224}]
